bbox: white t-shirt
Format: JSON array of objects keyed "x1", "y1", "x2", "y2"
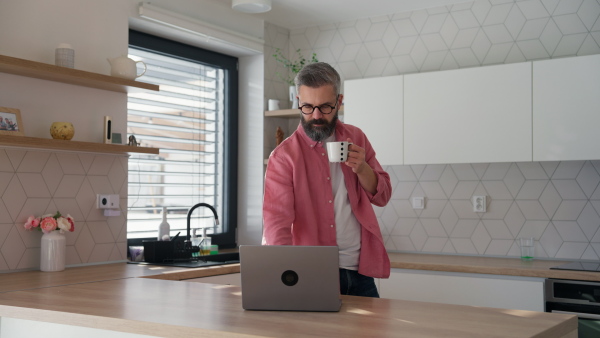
[{"x1": 325, "y1": 135, "x2": 361, "y2": 270}]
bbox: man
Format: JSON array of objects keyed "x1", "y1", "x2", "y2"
[{"x1": 262, "y1": 62, "x2": 392, "y2": 297}]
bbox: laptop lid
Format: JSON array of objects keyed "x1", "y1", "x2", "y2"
[{"x1": 240, "y1": 245, "x2": 342, "y2": 312}]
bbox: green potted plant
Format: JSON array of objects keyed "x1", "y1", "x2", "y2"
[{"x1": 272, "y1": 48, "x2": 318, "y2": 108}]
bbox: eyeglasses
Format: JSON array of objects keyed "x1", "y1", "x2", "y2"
[{"x1": 298, "y1": 95, "x2": 339, "y2": 115}]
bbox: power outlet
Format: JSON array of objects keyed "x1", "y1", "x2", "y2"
[
  {"x1": 472, "y1": 196, "x2": 486, "y2": 213},
  {"x1": 97, "y1": 194, "x2": 119, "y2": 209}
]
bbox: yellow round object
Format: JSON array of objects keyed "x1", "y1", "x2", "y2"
[{"x1": 50, "y1": 122, "x2": 75, "y2": 140}]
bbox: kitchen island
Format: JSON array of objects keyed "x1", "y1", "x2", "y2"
[{"x1": 0, "y1": 259, "x2": 578, "y2": 337}]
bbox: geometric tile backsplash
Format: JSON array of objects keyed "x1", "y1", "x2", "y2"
[
  {"x1": 264, "y1": 0, "x2": 600, "y2": 260},
  {"x1": 0, "y1": 147, "x2": 127, "y2": 272}
]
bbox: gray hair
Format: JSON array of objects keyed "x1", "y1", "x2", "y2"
[{"x1": 294, "y1": 62, "x2": 341, "y2": 95}]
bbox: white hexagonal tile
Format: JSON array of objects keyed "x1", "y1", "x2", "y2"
[
  {"x1": 440, "y1": 15, "x2": 460, "y2": 48},
  {"x1": 0, "y1": 150, "x2": 14, "y2": 172},
  {"x1": 553, "y1": 33, "x2": 587, "y2": 57},
  {"x1": 452, "y1": 27, "x2": 480, "y2": 48},
  {"x1": 392, "y1": 55, "x2": 418, "y2": 74},
  {"x1": 539, "y1": 18, "x2": 562, "y2": 54},
  {"x1": 390, "y1": 236, "x2": 416, "y2": 252},
  {"x1": 392, "y1": 181, "x2": 417, "y2": 199},
  {"x1": 515, "y1": 221, "x2": 562, "y2": 241},
  {"x1": 381, "y1": 205, "x2": 400, "y2": 230},
  {"x1": 450, "y1": 181, "x2": 478, "y2": 199},
  {"x1": 17, "y1": 247, "x2": 40, "y2": 270},
  {"x1": 471, "y1": 221, "x2": 492, "y2": 254},
  {"x1": 482, "y1": 180, "x2": 513, "y2": 200},
  {"x1": 365, "y1": 21, "x2": 390, "y2": 42},
  {"x1": 88, "y1": 243, "x2": 115, "y2": 263},
  {"x1": 76, "y1": 178, "x2": 96, "y2": 220},
  {"x1": 581, "y1": 244, "x2": 599, "y2": 260},
  {"x1": 518, "y1": 39, "x2": 551, "y2": 59},
  {"x1": 17, "y1": 151, "x2": 50, "y2": 173},
  {"x1": 66, "y1": 245, "x2": 82, "y2": 266},
  {"x1": 419, "y1": 181, "x2": 447, "y2": 199},
  {"x1": 339, "y1": 26, "x2": 362, "y2": 44},
  {"x1": 392, "y1": 200, "x2": 417, "y2": 218},
  {"x1": 578, "y1": 0, "x2": 600, "y2": 30},
  {"x1": 515, "y1": 180, "x2": 548, "y2": 199},
  {"x1": 55, "y1": 153, "x2": 86, "y2": 175},
  {"x1": 420, "y1": 164, "x2": 447, "y2": 181},
  {"x1": 409, "y1": 220, "x2": 428, "y2": 251},
  {"x1": 578, "y1": 202, "x2": 600, "y2": 240},
  {"x1": 504, "y1": 163, "x2": 525, "y2": 197},
  {"x1": 452, "y1": 10, "x2": 481, "y2": 29},
  {"x1": 410, "y1": 38, "x2": 429, "y2": 69},
  {"x1": 41, "y1": 155, "x2": 64, "y2": 194},
  {"x1": 450, "y1": 238, "x2": 478, "y2": 254},
  {"x1": 391, "y1": 18, "x2": 418, "y2": 38},
  {"x1": 517, "y1": 0, "x2": 551, "y2": 20},
  {"x1": 1, "y1": 227, "x2": 25, "y2": 270},
  {"x1": 555, "y1": 242, "x2": 588, "y2": 259},
  {"x1": 484, "y1": 25, "x2": 514, "y2": 44},
  {"x1": 314, "y1": 29, "x2": 336, "y2": 49},
  {"x1": 440, "y1": 203, "x2": 459, "y2": 235},
  {"x1": 554, "y1": 0, "x2": 583, "y2": 15},
  {"x1": 517, "y1": 200, "x2": 549, "y2": 220},
  {"x1": 410, "y1": 9, "x2": 429, "y2": 32},
  {"x1": 505, "y1": 202, "x2": 526, "y2": 236},
  {"x1": 482, "y1": 199, "x2": 512, "y2": 220},
  {"x1": 553, "y1": 200, "x2": 587, "y2": 221},
  {"x1": 422, "y1": 237, "x2": 448, "y2": 252},
  {"x1": 450, "y1": 199, "x2": 481, "y2": 219},
  {"x1": 392, "y1": 217, "x2": 418, "y2": 236},
  {"x1": 422, "y1": 13, "x2": 448, "y2": 34},
  {"x1": 540, "y1": 222, "x2": 562, "y2": 257},
  {"x1": 472, "y1": 0, "x2": 493, "y2": 24},
  {"x1": 355, "y1": 18, "x2": 372, "y2": 40},
  {"x1": 422, "y1": 33, "x2": 449, "y2": 52},
  {"x1": 87, "y1": 155, "x2": 115, "y2": 176},
  {"x1": 485, "y1": 3, "x2": 514, "y2": 25},
  {"x1": 485, "y1": 239, "x2": 513, "y2": 255},
  {"x1": 88, "y1": 221, "x2": 116, "y2": 244},
  {"x1": 2, "y1": 175, "x2": 27, "y2": 222},
  {"x1": 578, "y1": 34, "x2": 600, "y2": 55},
  {"x1": 518, "y1": 17, "x2": 550, "y2": 40},
  {"x1": 442, "y1": 241, "x2": 457, "y2": 253},
  {"x1": 554, "y1": 13, "x2": 588, "y2": 34},
  {"x1": 554, "y1": 220, "x2": 588, "y2": 241},
  {"x1": 75, "y1": 223, "x2": 94, "y2": 262},
  {"x1": 552, "y1": 179, "x2": 587, "y2": 200},
  {"x1": 420, "y1": 199, "x2": 448, "y2": 218},
  {"x1": 505, "y1": 42, "x2": 527, "y2": 63},
  {"x1": 5, "y1": 149, "x2": 26, "y2": 170},
  {"x1": 337, "y1": 61, "x2": 362, "y2": 80},
  {"x1": 517, "y1": 162, "x2": 549, "y2": 179},
  {"x1": 483, "y1": 219, "x2": 513, "y2": 239},
  {"x1": 16, "y1": 173, "x2": 50, "y2": 198},
  {"x1": 539, "y1": 181, "x2": 562, "y2": 218},
  {"x1": 52, "y1": 198, "x2": 84, "y2": 223},
  {"x1": 421, "y1": 218, "x2": 447, "y2": 237},
  {"x1": 54, "y1": 175, "x2": 85, "y2": 198}
]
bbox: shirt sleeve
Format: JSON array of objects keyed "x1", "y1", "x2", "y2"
[
  {"x1": 362, "y1": 135, "x2": 392, "y2": 207},
  {"x1": 262, "y1": 152, "x2": 295, "y2": 245}
]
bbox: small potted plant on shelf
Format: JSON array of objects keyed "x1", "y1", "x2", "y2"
[{"x1": 272, "y1": 48, "x2": 318, "y2": 108}]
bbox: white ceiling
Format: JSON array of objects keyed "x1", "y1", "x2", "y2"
[{"x1": 246, "y1": 0, "x2": 472, "y2": 29}]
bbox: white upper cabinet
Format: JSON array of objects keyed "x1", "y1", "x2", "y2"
[
  {"x1": 533, "y1": 54, "x2": 600, "y2": 161},
  {"x1": 344, "y1": 75, "x2": 403, "y2": 165},
  {"x1": 404, "y1": 62, "x2": 532, "y2": 165}
]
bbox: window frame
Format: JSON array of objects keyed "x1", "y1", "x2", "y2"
[{"x1": 127, "y1": 30, "x2": 238, "y2": 249}]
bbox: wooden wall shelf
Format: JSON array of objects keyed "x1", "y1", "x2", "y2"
[
  {"x1": 0, "y1": 135, "x2": 159, "y2": 155},
  {"x1": 0, "y1": 54, "x2": 159, "y2": 93}
]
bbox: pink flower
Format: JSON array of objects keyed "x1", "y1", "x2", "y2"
[
  {"x1": 66, "y1": 214, "x2": 75, "y2": 232},
  {"x1": 39, "y1": 217, "x2": 58, "y2": 234},
  {"x1": 24, "y1": 216, "x2": 40, "y2": 230}
]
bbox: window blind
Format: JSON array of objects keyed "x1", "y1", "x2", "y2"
[{"x1": 127, "y1": 47, "x2": 224, "y2": 239}]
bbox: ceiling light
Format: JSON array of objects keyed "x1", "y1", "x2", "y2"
[{"x1": 232, "y1": 0, "x2": 272, "y2": 13}]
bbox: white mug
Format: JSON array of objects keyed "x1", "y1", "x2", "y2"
[
  {"x1": 326, "y1": 141, "x2": 352, "y2": 163},
  {"x1": 268, "y1": 99, "x2": 280, "y2": 111}
]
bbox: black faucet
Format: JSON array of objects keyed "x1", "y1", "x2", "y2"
[{"x1": 186, "y1": 203, "x2": 219, "y2": 242}]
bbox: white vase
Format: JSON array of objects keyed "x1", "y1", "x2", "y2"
[
  {"x1": 289, "y1": 85, "x2": 298, "y2": 109},
  {"x1": 40, "y1": 231, "x2": 66, "y2": 272}
]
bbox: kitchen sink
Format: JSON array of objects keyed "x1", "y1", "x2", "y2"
[{"x1": 128, "y1": 252, "x2": 239, "y2": 268}]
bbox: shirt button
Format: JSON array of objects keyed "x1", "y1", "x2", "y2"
[
  {"x1": 328, "y1": 200, "x2": 332, "y2": 203},
  {"x1": 322, "y1": 153, "x2": 325, "y2": 156},
  {"x1": 327, "y1": 177, "x2": 330, "y2": 180},
  {"x1": 310, "y1": 145, "x2": 314, "y2": 147},
  {"x1": 330, "y1": 225, "x2": 334, "y2": 228}
]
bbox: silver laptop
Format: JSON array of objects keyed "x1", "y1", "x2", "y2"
[{"x1": 240, "y1": 245, "x2": 342, "y2": 312}]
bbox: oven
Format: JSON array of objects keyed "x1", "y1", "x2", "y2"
[{"x1": 545, "y1": 279, "x2": 600, "y2": 338}]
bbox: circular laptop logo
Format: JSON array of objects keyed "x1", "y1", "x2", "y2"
[{"x1": 281, "y1": 270, "x2": 299, "y2": 286}]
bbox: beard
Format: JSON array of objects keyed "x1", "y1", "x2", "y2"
[{"x1": 301, "y1": 112, "x2": 338, "y2": 142}]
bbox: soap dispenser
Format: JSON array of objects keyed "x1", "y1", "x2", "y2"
[
  {"x1": 200, "y1": 227, "x2": 211, "y2": 256},
  {"x1": 157, "y1": 207, "x2": 170, "y2": 241},
  {"x1": 191, "y1": 229, "x2": 201, "y2": 257}
]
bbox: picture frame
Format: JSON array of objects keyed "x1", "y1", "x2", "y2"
[{"x1": 0, "y1": 107, "x2": 24, "y2": 136}]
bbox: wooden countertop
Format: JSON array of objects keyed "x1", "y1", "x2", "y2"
[
  {"x1": 388, "y1": 253, "x2": 600, "y2": 281},
  {"x1": 0, "y1": 277, "x2": 576, "y2": 338}
]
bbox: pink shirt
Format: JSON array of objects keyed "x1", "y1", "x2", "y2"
[{"x1": 262, "y1": 121, "x2": 392, "y2": 278}]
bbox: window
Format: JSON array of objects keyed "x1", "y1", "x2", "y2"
[{"x1": 126, "y1": 30, "x2": 238, "y2": 248}]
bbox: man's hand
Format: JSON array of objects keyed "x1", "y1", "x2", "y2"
[{"x1": 345, "y1": 138, "x2": 377, "y2": 194}]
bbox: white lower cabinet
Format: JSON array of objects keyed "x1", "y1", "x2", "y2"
[
  {"x1": 378, "y1": 269, "x2": 544, "y2": 311},
  {"x1": 184, "y1": 273, "x2": 241, "y2": 286}
]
